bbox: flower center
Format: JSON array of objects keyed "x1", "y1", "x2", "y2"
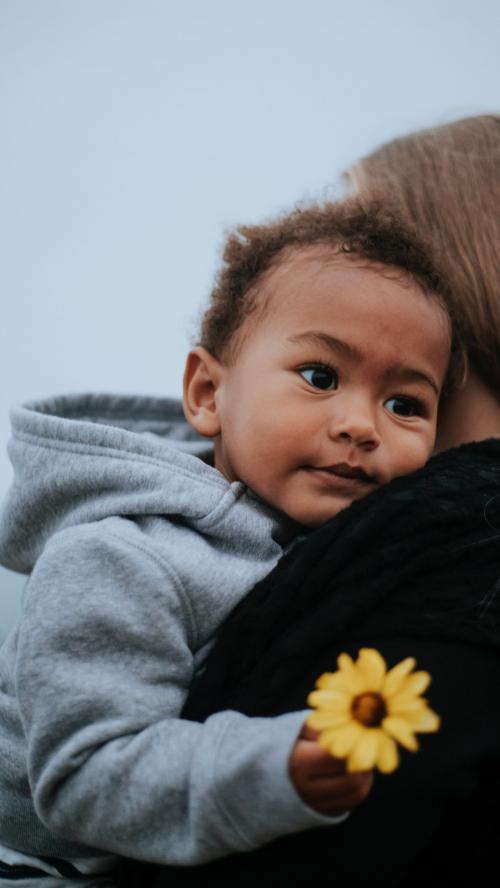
[{"x1": 351, "y1": 692, "x2": 387, "y2": 727}]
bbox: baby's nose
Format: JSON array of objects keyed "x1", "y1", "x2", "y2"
[{"x1": 328, "y1": 404, "x2": 381, "y2": 450}]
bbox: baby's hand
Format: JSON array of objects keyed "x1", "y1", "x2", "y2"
[{"x1": 289, "y1": 722, "x2": 373, "y2": 816}]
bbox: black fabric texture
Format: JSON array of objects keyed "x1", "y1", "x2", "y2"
[
  {"x1": 183, "y1": 439, "x2": 500, "y2": 723},
  {"x1": 118, "y1": 439, "x2": 500, "y2": 887}
]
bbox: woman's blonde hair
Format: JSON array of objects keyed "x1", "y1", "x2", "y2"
[{"x1": 350, "y1": 115, "x2": 500, "y2": 391}]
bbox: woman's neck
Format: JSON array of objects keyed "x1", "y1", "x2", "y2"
[{"x1": 435, "y1": 368, "x2": 500, "y2": 453}]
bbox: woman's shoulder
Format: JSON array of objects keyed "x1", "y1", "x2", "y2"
[
  {"x1": 407, "y1": 437, "x2": 500, "y2": 501},
  {"x1": 350, "y1": 437, "x2": 500, "y2": 523}
]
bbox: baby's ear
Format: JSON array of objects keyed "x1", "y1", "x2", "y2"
[{"x1": 183, "y1": 347, "x2": 223, "y2": 438}]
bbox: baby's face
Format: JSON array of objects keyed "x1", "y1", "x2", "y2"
[{"x1": 213, "y1": 247, "x2": 451, "y2": 527}]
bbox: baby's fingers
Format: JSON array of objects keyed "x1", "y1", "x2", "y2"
[
  {"x1": 302, "y1": 771, "x2": 373, "y2": 816},
  {"x1": 289, "y1": 727, "x2": 373, "y2": 815},
  {"x1": 289, "y1": 737, "x2": 347, "y2": 779},
  {"x1": 297, "y1": 723, "x2": 322, "y2": 743}
]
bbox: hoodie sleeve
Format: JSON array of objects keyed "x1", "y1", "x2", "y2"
[{"x1": 15, "y1": 522, "x2": 344, "y2": 865}]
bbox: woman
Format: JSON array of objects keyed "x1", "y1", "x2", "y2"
[
  {"x1": 120, "y1": 115, "x2": 500, "y2": 886},
  {"x1": 349, "y1": 113, "x2": 500, "y2": 453}
]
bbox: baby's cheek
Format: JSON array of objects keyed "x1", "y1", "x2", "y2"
[{"x1": 400, "y1": 437, "x2": 435, "y2": 475}]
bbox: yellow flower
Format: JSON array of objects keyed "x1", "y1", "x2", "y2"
[{"x1": 306, "y1": 648, "x2": 440, "y2": 774}]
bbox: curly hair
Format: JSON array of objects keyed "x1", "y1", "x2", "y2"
[{"x1": 198, "y1": 197, "x2": 463, "y2": 393}]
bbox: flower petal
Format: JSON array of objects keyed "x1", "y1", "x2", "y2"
[
  {"x1": 347, "y1": 728, "x2": 380, "y2": 772},
  {"x1": 319, "y1": 720, "x2": 364, "y2": 758},
  {"x1": 316, "y1": 672, "x2": 335, "y2": 688},
  {"x1": 307, "y1": 689, "x2": 350, "y2": 711},
  {"x1": 357, "y1": 648, "x2": 387, "y2": 691},
  {"x1": 382, "y1": 657, "x2": 416, "y2": 697},
  {"x1": 337, "y1": 653, "x2": 355, "y2": 672},
  {"x1": 382, "y1": 716, "x2": 419, "y2": 751},
  {"x1": 405, "y1": 706, "x2": 441, "y2": 733},
  {"x1": 316, "y1": 672, "x2": 336, "y2": 689},
  {"x1": 387, "y1": 693, "x2": 427, "y2": 715},
  {"x1": 397, "y1": 671, "x2": 431, "y2": 696},
  {"x1": 306, "y1": 710, "x2": 351, "y2": 730},
  {"x1": 376, "y1": 733, "x2": 400, "y2": 774},
  {"x1": 336, "y1": 653, "x2": 367, "y2": 693},
  {"x1": 316, "y1": 671, "x2": 358, "y2": 693}
]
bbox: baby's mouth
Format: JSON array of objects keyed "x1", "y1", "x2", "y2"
[{"x1": 307, "y1": 463, "x2": 376, "y2": 484}]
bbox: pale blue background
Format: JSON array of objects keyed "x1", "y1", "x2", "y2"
[{"x1": 1, "y1": 0, "x2": 499, "y2": 637}]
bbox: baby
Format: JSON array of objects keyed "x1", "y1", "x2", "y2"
[{"x1": 0, "y1": 199, "x2": 456, "y2": 883}]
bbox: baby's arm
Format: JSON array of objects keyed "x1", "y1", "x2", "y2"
[{"x1": 15, "y1": 522, "x2": 355, "y2": 866}]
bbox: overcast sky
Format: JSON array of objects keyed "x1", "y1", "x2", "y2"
[{"x1": 1, "y1": 0, "x2": 500, "y2": 635}]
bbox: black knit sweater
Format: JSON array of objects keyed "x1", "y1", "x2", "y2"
[
  {"x1": 122, "y1": 440, "x2": 500, "y2": 887},
  {"x1": 184, "y1": 439, "x2": 500, "y2": 720}
]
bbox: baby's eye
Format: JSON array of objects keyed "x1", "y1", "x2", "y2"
[
  {"x1": 384, "y1": 396, "x2": 423, "y2": 417},
  {"x1": 299, "y1": 365, "x2": 338, "y2": 391}
]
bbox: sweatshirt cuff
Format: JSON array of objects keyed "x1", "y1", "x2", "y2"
[{"x1": 212, "y1": 709, "x2": 350, "y2": 854}]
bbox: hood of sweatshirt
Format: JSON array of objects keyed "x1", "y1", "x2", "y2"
[{"x1": 0, "y1": 392, "x2": 295, "y2": 574}]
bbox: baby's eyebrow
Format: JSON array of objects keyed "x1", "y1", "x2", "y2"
[
  {"x1": 385, "y1": 365, "x2": 440, "y2": 397},
  {"x1": 287, "y1": 331, "x2": 361, "y2": 360},
  {"x1": 287, "y1": 330, "x2": 440, "y2": 396}
]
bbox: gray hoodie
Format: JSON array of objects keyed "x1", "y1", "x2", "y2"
[{"x1": 0, "y1": 393, "x2": 340, "y2": 873}]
